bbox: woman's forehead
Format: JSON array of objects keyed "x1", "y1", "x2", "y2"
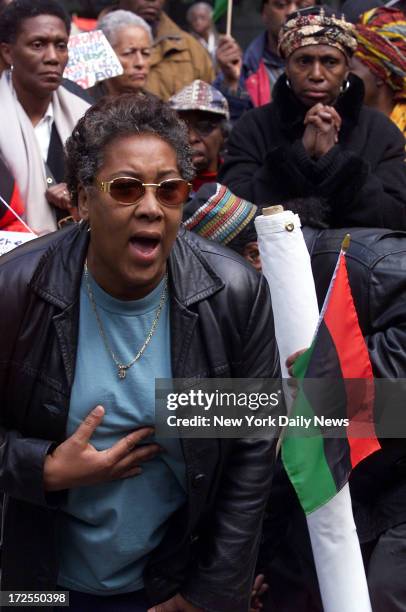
[
  {"x1": 17, "y1": 14, "x2": 68, "y2": 39},
  {"x1": 99, "y1": 133, "x2": 179, "y2": 174},
  {"x1": 290, "y1": 44, "x2": 347, "y2": 60}
]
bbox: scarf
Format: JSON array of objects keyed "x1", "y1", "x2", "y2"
[
  {"x1": 279, "y1": 7, "x2": 357, "y2": 59},
  {"x1": 355, "y1": 7, "x2": 406, "y2": 100},
  {"x1": 0, "y1": 71, "x2": 90, "y2": 234}
]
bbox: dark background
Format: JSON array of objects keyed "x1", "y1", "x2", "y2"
[{"x1": 62, "y1": 0, "x2": 343, "y2": 49}]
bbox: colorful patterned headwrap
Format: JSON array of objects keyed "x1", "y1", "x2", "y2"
[
  {"x1": 279, "y1": 6, "x2": 358, "y2": 59},
  {"x1": 355, "y1": 7, "x2": 406, "y2": 98}
]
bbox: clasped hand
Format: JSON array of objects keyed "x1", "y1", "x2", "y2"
[
  {"x1": 43, "y1": 405, "x2": 162, "y2": 491},
  {"x1": 302, "y1": 103, "x2": 342, "y2": 159}
]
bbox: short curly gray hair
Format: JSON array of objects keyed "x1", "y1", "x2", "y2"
[
  {"x1": 97, "y1": 9, "x2": 153, "y2": 46},
  {"x1": 65, "y1": 94, "x2": 195, "y2": 206}
]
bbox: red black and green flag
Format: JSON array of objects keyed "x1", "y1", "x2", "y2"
[{"x1": 282, "y1": 245, "x2": 381, "y2": 514}]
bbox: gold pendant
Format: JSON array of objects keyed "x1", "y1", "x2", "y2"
[{"x1": 118, "y1": 366, "x2": 126, "y2": 380}]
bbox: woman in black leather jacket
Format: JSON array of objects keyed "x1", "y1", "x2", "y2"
[{"x1": 0, "y1": 93, "x2": 280, "y2": 612}]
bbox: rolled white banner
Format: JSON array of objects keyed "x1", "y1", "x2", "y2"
[
  {"x1": 255, "y1": 207, "x2": 372, "y2": 612},
  {"x1": 307, "y1": 483, "x2": 373, "y2": 612},
  {"x1": 255, "y1": 209, "x2": 319, "y2": 377}
]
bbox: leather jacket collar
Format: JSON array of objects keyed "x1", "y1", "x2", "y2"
[{"x1": 29, "y1": 223, "x2": 225, "y2": 310}]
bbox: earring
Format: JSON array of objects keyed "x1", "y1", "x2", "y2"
[
  {"x1": 10, "y1": 65, "x2": 13, "y2": 72},
  {"x1": 178, "y1": 221, "x2": 187, "y2": 237},
  {"x1": 286, "y1": 77, "x2": 292, "y2": 89},
  {"x1": 340, "y1": 79, "x2": 350, "y2": 94}
]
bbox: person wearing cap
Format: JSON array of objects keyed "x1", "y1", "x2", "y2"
[
  {"x1": 219, "y1": 5, "x2": 406, "y2": 230},
  {"x1": 169, "y1": 80, "x2": 230, "y2": 193},
  {"x1": 351, "y1": 6, "x2": 406, "y2": 137}
]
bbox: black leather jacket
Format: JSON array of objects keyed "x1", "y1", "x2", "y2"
[
  {"x1": 307, "y1": 227, "x2": 406, "y2": 542},
  {"x1": 0, "y1": 223, "x2": 280, "y2": 612}
]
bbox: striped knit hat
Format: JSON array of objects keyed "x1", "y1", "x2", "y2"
[{"x1": 183, "y1": 183, "x2": 257, "y2": 246}]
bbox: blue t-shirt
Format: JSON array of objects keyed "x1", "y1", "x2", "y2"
[{"x1": 58, "y1": 272, "x2": 186, "y2": 595}]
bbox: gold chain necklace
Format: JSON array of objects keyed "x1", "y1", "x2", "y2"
[{"x1": 83, "y1": 261, "x2": 168, "y2": 380}]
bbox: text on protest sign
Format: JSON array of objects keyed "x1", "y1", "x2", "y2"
[
  {"x1": 0, "y1": 231, "x2": 36, "y2": 256},
  {"x1": 64, "y1": 30, "x2": 123, "y2": 89}
]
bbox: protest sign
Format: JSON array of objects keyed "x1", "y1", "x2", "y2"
[
  {"x1": 0, "y1": 231, "x2": 36, "y2": 256},
  {"x1": 64, "y1": 30, "x2": 123, "y2": 89}
]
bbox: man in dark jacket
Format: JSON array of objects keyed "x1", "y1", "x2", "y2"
[
  {"x1": 0, "y1": 221, "x2": 280, "y2": 611},
  {"x1": 219, "y1": 6, "x2": 406, "y2": 230}
]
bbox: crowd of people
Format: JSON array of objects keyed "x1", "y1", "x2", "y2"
[{"x1": 0, "y1": 0, "x2": 405, "y2": 611}]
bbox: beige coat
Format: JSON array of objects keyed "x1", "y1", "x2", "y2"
[{"x1": 146, "y1": 12, "x2": 215, "y2": 100}]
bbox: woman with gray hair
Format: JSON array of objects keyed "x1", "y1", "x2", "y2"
[{"x1": 90, "y1": 10, "x2": 152, "y2": 100}]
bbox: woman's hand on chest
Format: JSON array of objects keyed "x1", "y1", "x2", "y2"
[{"x1": 43, "y1": 404, "x2": 162, "y2": 491}]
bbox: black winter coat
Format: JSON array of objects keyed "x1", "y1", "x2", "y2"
[
  {"x1": 219, "y1": 75, "x2": 406, "y2": 230},
  {"x1": 0, "y1": 223, "x2": 280, "y2": 612}
]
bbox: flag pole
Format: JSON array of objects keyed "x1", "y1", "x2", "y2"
[
  {"x1": 226, "y1": 0, "x2": 233, "y2": 36},
  {"x1": 341, "y1": 233, "x2": 351, "y2": 253}
]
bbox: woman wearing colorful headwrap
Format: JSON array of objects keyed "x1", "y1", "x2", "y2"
[
  {"x1": 219, "y1": 5, "x2": 406, "y2": 230},
  {"x1": 351, "y1": 7, "x2": 406, "y2": 136}
]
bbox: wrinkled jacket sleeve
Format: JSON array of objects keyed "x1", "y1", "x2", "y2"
[
  {"x1": 365, "y1": 246, "x2": 406, "y2": 444},
  {"x1": 0, "y1": 260, "x2": 55, "y2": 508},
  {"x1": 182, "y1": 275, "x2": 280, "y2": 612},
  {"x1": 366, "y1": 247, "x2": 406, "y2": 378}
]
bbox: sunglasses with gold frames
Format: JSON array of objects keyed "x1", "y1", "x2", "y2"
[{"x1": 97, "y1": 177, "x2": 192, "y2": 207}]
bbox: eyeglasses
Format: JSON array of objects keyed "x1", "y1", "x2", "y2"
[
  {"x1": 184, "y1": 118, "x2": 222, "y2": 136},
  {"x1": 97, "y1": 177, "x2": 192, "y2": 207}
]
